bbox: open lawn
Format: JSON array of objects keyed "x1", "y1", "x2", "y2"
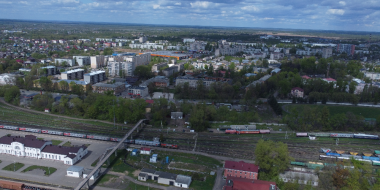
[
  {"x1": 284, "y1": 104, "x2": 380, "y2": 118},
  {"x1": 190, "y1": 174, "x2": 216, "y2": 190},
  {"x1": 51, "y1": 140, "x2": 63, "y2": 145},
  {"x1": 62, "y1": 141, "x2": 72, "y2": 147},
  {"x1": 22, "y1": 165, "x2": 57, "y2": 176},
  {"x1": 2, "y1": 162, "x2": 24, "y2": 171}
]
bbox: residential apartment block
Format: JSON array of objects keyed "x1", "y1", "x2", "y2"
[
  {"x1": 90, "y1": 55, "x2": 106, "y2": 69},
  {"x1": 128, "y1": 87, "x2": 148, "y2": 97},
  {"x1": 151, "y1": 63, "x2": 168, "y2": 72},
  {"x1": 337, "y1": 44, "x2": 355, "y2": 55},
  {"x1": 61, "y1": 69, "x2": 84, "y2": 80},
  {"x1": 40, "y1": 66, "x2": 57, "y2": 76},
  {"x1": 55, "y1": 58, "x2": 75, "y2": 66},
  {"x1": 107, "y1": 62, "x2": 134, "y2": 77},
  {"x1": 73, "y1": 56, "x2": 91, "y2": 66},
  {"x1": 92, "y1": 82, "x2": 126, "y2": 95},
  {"x1": 322, "y1": 47, "x2": 333, "y2": 58},
  {"x1": 84, "y1": 71, "x2": 106, "y2": 84}
]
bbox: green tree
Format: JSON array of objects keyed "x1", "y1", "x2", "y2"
[
  {"x1": 134, "y1": 65, "x2": 152, "y2": 79},
  {"x1": 4, "y1": 86, "x2": 20, "y2": 105},
  {"x1": 255, "y1": 139, "x2": 292, "y2": 180}
]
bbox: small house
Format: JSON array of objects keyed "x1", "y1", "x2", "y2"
[
  {"x1": 44, "y1": 108, "x2": 50, "y2": 113},
  {"x1": 67, "y1": 166, "x2": 84, "y2": 178},
  {"x1": 140, "y1": 147, "x2": 151, "y2": 155},
  {"x1": 291, "y1": 87, "x2": 304, "y2": 98},
  {"x1": 138, "y1": 168, "x2": 157, "y2": 181},
  {"x1": 171, "y1": 112, "x2": 183, "y2": 119}
]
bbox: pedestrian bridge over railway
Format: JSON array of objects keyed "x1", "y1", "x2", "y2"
[{"x1": 74, "y1": 119, "x2": 146, "y2": 190}]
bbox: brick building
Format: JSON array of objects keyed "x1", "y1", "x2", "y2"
[
  {"x1": 224, "y1": 161, "x2": 259, "y2": 180},
  {"x1": 291, "y1": 87, "x2": 304, "y2": 98}
]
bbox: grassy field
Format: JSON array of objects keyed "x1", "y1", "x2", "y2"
[
  {"x1": 190, "y1": 174, "x2": 216, "y2": 190},
  {"x1": 51, "y1": 140, "x2": 63, "y2": 145},
  {"x1": 94, "y1": 174, "x2": 118, "y2": 185},
  {"x1": 2, "y1": 162, "x2": 24, "y2": 171},
  {"x1": 62, "y1": 141, "x2": 72, "y2": 147},
  {"x1": 283, "y1": 104, "x2": 380, "y2": 118},
  {"x1": 22, "y1": 165, "x2": 57, "y2": 176}
]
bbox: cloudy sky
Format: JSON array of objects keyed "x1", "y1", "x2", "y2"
[{"x1": 0, "y1": 0, "x2": 379, "y2": 31}]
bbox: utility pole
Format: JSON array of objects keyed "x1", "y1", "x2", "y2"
[{"x1": 113, "y1": 99, "x2": 116, "y2": 130}]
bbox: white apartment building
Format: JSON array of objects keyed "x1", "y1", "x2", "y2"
[
  {"x1": 129, "y1": 43, "x2": 164, "y2": 50},
  {"x1": 73, "y1": 56, "x2": 91, "y2": 66}
]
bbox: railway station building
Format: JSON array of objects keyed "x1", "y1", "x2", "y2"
[{"x1": 0, "y1": 135, "x2": 88, "y2": 165}]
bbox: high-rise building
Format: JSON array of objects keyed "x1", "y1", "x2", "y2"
[
  {"x1": 107, "y1": 62, "x2": 135, "y2": 77},
  {"x1": 337, "y1": 44, "x2": 355, "y2": 55},
  {"x1": 322, "y1": 47, "x2": 333, "y2": 58}
]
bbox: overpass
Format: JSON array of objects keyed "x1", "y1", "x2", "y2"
[{"x1": 74, "y1": 119, "x2": 146, "y2": 190}]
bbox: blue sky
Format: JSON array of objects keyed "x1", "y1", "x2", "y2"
[{"x1": 0, "y1": 0, "x2": 379, "y2": 32}]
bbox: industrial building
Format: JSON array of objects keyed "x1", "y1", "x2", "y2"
[
  {"x1": 84, "y1": 71, "x2": 106, "y2": 84},
  {"x1": 61, "y1": 69, "x2": 84, "y2": 80},
  {"x1": 73, "y1": 56, "x2": 91, "y2": 66},
  {"x1": 40, "y1": 66, "x2": 57, "y2": 76}
]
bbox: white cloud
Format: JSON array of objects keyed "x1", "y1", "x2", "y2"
[
  {"x1": 327, "y1": 9, "x2": 345, "y2": 15},
  {"x1": 241, "y1": 5, "x2": 259, "y2": 12},
  {"x1": 88, "y1": 2, "x2": 99, "y2": 7},
  {"x1": 19, "y1": 1, "x2": 28, "y2": 5},
  {"x1": 175, "y1": 2, "x2": 181, "y2": 6},
  {"x1": 190, "y1": 1, "x2": 216, "y2": 9},
  {"x1": 339, "y1": 1, "x2": 346, "y2": 6},
  {"x1": 263, "y1": 17, "x2": 274, "y2": 20},
  {"x1": 55, "y1": 0, "x2": 79, "y2": 3},
  {"x1": 153, "y1": 4, "x2": 160, "y2": 9},
  {"x1": 115, "y1": 2, "x2": 123, "y2": 5}
]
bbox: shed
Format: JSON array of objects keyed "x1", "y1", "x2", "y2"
[
  {"x1": 138, "y1": 173, "x2": 148, "y2": 181},
  {"x1": 175, "y1": 175, "x2": 192, "y2": 188},
  {"x1": 67, "y1": 165, "x2": 84, "y2": 178},
  {"x1": 131, "y1": 149, "x2": 138, "y2": 156},
  {"x1": 150, "y1": 154, "x2": 158, "y2": 163},
  {"x1": 140, "y1": 168, "x2": 157, "y2": 180},
  {"x1": 44, "y1": 108, "x2": 50, "y2": 113}
]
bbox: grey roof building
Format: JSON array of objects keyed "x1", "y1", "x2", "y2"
[{"x1": 175, "y1": 175, "x2": 192, "y2": 189}]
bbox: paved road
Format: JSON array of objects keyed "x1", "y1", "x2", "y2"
[{"x1": 212, "y1": 167, "x2": 225, "y2": 190}]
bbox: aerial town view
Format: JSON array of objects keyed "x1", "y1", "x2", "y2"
[{"x1": 0, "y1": 1, "x2": 380, "y2": 190}]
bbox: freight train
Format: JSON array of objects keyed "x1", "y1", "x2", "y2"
[
  {"x1": 225, "y1": 129, "x2": 270, "y2": 134},
  {"x1": 296, "y1": 132, "x2": 379, "y2": 140},
  {"x1": 0, "y1": 179, "x2": 53, "y2": 190},
  {"x1": 0, "y1": 125, "x2": 178, "y2": 149}
]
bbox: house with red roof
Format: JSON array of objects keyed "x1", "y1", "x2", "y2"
[
  {"x1": 224, "y1": 161, "x2": 259, "y2": 180},
  {"x1": 301, "y1": 75, "x2": 311, "y2": 80},
  {"x1": 291, "y1": 87, "x2": 304, "y2": 98},
  {"x1": 323, "y1": 78, "x2": 337, "y2": 83},
  {"x1": 223, "y1": 176, "x2": 278, "y2": 190}
]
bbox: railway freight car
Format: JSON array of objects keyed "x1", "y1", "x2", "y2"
[
  {"x1": 237, "y1": 130, "x2": 259, "y2": 134},
  {"x1": 161, "y1": 143, "x2": 178, "y2": 149},
  {"x1": 0, "y1": 180, "x2": 23, "y2": 190},
  {"x1": 225, "y1": 129, "x2": 237, "y2": 134}
]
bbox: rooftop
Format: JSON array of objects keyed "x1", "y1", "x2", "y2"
[
  {"x1": 67, "y1": 165, "x2": 84, "y2": 172},
  {"x1": 155, "y1": 171, "x2": 177, "y2": 180},
  {"x1": 0, "y1": 135, "x2": 47, "y2": 148},
  {"x1": 224, "y1": 161, "x2": 259, "y2": 173},
  {"x1": 175, "y1": 175, "x2": 192, "y2": 185},
  {"x1": 93, "y1": 82, "x2": 125, "y2": 88},
  {"x1": 224, "y1": 176, "x2": 276, "y2": 190}
]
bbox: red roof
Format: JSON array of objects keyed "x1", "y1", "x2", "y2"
[
  {"x1": 146, "y1": 100, "x2": 154, "y2": 104},
  {"x1": 301, "y1": 75, "x2": 311, "y2": 79},
  {"x1": 292, "y1": 87, "x2": 304, "y2": 92},
  {"x1": 140, "y1": 147, "x2": 151, "y2": 151},
  {"x1": 224, "y1": 176, "x2": 276, "y2": 190},
  {"x1": 224, "y1": 161, "x2": 258, "y2": 173},
  {"x1": 323, "y1": 78, "x2": 337, "y2": 82}
]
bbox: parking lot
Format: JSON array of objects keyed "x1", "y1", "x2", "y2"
[{"x1": 0, "y1": 129, "x2": 116, "y2": 188}]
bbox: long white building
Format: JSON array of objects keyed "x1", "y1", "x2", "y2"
[{"x1": 0, "y1": 135, "x2": 88, "y2": 165}]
